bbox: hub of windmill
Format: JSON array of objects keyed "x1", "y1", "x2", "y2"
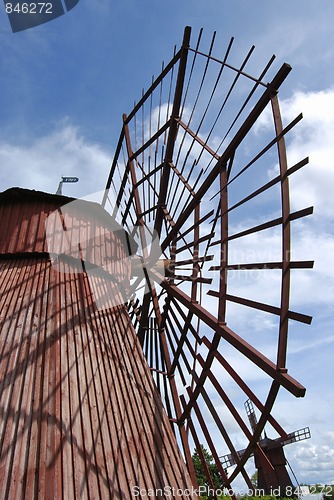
[{"x1": 131, "y1": 256, "x2": 171, "y2": 278}]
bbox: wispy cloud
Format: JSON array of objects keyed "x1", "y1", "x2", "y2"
[{"x1": 0, "y1": 119, "x2": 111, "y2": 198}]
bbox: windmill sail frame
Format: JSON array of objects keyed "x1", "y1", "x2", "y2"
[{"x1": 102, "y1": 26, "x2": 313, "y2": 493}]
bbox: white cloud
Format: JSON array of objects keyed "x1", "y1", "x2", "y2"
[
  {"x1": 256, "y1": 88, "x2": 334, "y2": 220},
  {"x1": 289, "y1": 334, "x2": 334, "y2": 356},
  {"x1": 281, "y1": 89, "x2": 334, "y2": 220},
  {"x1": 253, "y1": 89, "x2": 334, "y2": 305},
  {"x1": 0, "y1": 120, "x2": 111, "y2": 198},
  {"x1": 252, "y1": 9, "x2": 334, "y2": 74},
  {"x1": 290, "y1": 432, "x2": 334, "y2": 484}
]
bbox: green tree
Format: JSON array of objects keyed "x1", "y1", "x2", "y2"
[
  {"x1": 192, "y1": 445, "x2": 224, "y2": 494},
  {"x1": 250, "y1": 471, "x2": 258, "y2": 488}
]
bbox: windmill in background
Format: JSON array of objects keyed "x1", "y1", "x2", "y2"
[
  {"x1": 56, "y1": 175, "x2": 79, "y2": 195},
  {"x1": 220, "y1": 399, "x2": 311, "y2": 494}
]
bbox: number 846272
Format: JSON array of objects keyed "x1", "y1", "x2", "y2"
[{"x1": 5, "y1": 3, "x2": 53, "y2": 14}]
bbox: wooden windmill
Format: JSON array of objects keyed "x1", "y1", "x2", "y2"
[
  {"x1": 221, "y1": 399, "x2": 311, "y2": 494},
  {"x1": 0, "y1": 27, "x2": 314, "y2": 499}
]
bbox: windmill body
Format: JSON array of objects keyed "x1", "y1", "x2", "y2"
[
  {"x1": 247, "y1": 400, "x2": 311, "y2": 494},
  {"x1": 255, "y1": 437, "x2": 292, "y2": 495}
]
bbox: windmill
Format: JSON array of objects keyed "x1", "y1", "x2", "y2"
[
  {"x1": 55, "y1": 175, "x2": 79, "y2": 195},
  {"x1": 220, "y1": 399, "x2": 311, "y2": 494},
  {"x1": 101, "y1": 26, "x2": 314, "y2": 496}
]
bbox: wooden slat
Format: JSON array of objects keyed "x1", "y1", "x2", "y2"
[
  {"x1": 207, "y1": 291, "x2": 313, "y2": 324},
  {"x1": 0, "y1": 190, "x2": 195, "y2": 498}
]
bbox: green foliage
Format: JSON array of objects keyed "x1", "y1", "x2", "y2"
[
  {"x1": 198, "y1": 496, "x2": 295, "y2": 500},
  {"x1": 198, "y1": 494, "x2": 232, "y2": 500},
  {"x1": 198, "y1": 490, "x2": 334, "y2": 500},
  {"x1": 192, "y1": 445, "x2": 224, "y2": 494},
  {"x1": 250, "y1": 471, "x2": 258, "y2": 488},
  {"x1": 299, "y1": 484, "x2": 334, "y2": 500},
  {"x1": 239, "y1": 496, "x2": 276, "y2": 500},
  {"x1": 239, "y1": 497, "x2": 293, "y2": 500}
]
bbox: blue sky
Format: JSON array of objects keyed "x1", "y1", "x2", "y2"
[{"x1": 1, "y1": 0, "x2": 333, "y2": 488}]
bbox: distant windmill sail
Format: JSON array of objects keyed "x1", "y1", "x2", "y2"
[
  {"x1": 56, "y1": 176, "x2": 79, "y2": 195},
  {"x1": 245, "y1": 399, "x2": 259, "y2": 436}
]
